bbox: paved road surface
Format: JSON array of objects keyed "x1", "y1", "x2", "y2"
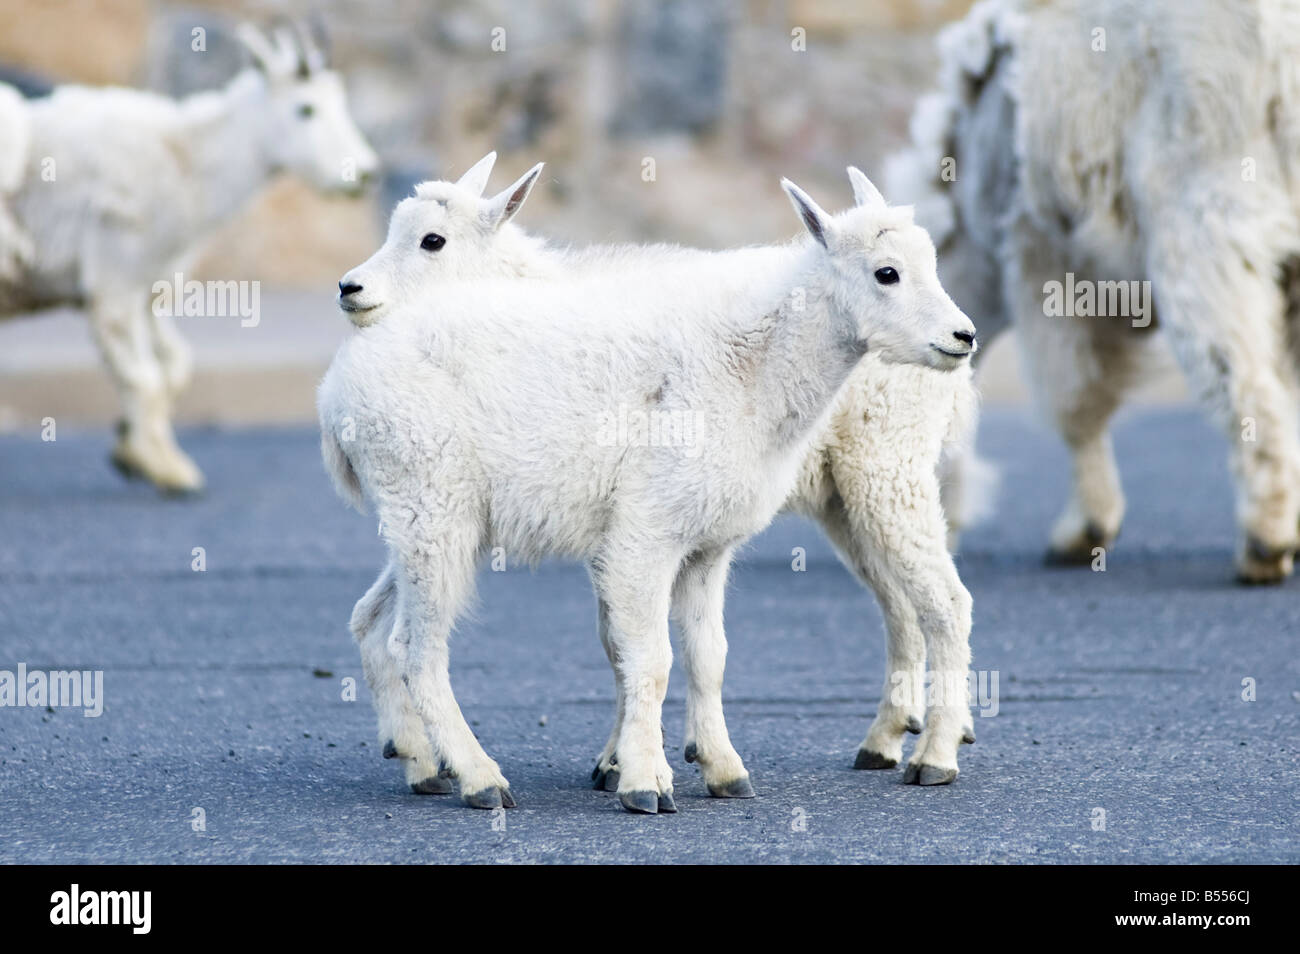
[{"x1": 0, "y1": 409, "x2": 1296, "y2": 863}]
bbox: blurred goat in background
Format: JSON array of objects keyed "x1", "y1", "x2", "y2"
[
  {"x1": 0, "y1": 23, "x2": 377, "y2": 492},
  {"x1": 891, "y1": 0, "x2": 1300, "y2": 582}
]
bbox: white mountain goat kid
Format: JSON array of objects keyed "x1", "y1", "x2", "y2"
[
  {"x1": 319, "y1": 171, "x2": 977, "y2": 812},
  {"x1": 893, "y1": 0, "x2": 1300, "y2": 582},
  {"x1": 340, "y1": 159, "x2": 979, "y2": 796},
  {"x1": 0, "y1": 24, "x2": 378, "y2": 492}
]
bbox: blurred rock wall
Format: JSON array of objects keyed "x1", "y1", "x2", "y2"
[{"x1": 0, "y1": 0, "x2": 976, "y2": 284}]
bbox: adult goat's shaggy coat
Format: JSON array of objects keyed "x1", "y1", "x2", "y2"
[
  {"x1": 892, "y1": 0, "x2": 1300, "y2": 582},
  {"x1": 319, "y1": 172, "x2": 977, "y2": 811}
]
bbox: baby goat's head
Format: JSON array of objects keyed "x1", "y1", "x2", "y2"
[
  {"x1": 337, "y1": 152, "x2": 545, "y2": 325},
  {"x1": 237, "y1": 23, "x2": 379, "y2": 196},
  {"x1": 782, "y1": 167, "x2": 976, "y2": 370}
]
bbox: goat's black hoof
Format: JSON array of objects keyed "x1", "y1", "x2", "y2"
[
  {"x1": 619, "y1": 790, "x2": 660, "y2": 814},
  {"x1": 903, "y1": 763, "x2": 958, "y2": 786},
  {"x1": 410, "y1": 775, "x2": 454, "y2": 795},
  {"x1": 854, "y1": 748, "x2": 897, "y2": 770},
  {"x1": 707, "y1": 776, "x2": 756, "y2": 799},
  {"x1": 464, "y1": 786, "x2": 514, "y2": 810}
]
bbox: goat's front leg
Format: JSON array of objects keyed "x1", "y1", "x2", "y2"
[
  {"x1": 816, "y1": 440, "x2": 974, "y2": 784},
  {"x1": 351, "y1": 562, "x2": 451, "y2": 794},
  {"x1": 671, "y1": 546, "x2": 753, "y2": 797},
  {"x1": 88, "y1": 291, "x2": 204, "y2": 493},
  {"x1": 390, "y1": 514, "x2": 512, "y2": 809},
  {"x1": 592, "y1": 547, "x2": 678, "y2": 814}
]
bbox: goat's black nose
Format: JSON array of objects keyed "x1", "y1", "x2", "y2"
[
  {"x1": 339, "y1": 281, "x2": 363, "y2": 297},
  {"x1": 953, "y1": 330, "x2": 975, "y2": 346}
]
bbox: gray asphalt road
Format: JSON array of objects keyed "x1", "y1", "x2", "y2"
[{"x1": 0, "y1": 408, "x2": 1296, "y2": 864}]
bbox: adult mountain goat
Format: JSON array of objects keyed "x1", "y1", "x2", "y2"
[
  {"x1": 892, "y1": 0, "x2": 1300, "y2": 582},
  {"x1": 0, "y1": 24, "x2": 378, "y2": 492},
  {"x1": 319, "y1": 170, "x2": 978, "y2": 812}
]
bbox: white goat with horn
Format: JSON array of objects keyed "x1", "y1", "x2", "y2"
[{"x1": 0, "y1": 23, "x2": 378, "y2": 492}]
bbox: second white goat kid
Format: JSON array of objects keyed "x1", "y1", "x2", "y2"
[{"x1": 319, "y1": 173, "x2": 976, "y2": 812}]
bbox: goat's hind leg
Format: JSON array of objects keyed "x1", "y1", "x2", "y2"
[
  {"x1": 351, "y1": 562, "x2": 451, "y2": 794},
  {"x1": 589, "y1": 593, "x2": 626, "y2": 792},
  {"x1": 1144, "y1": 180, "x2": 1300, "y2": 581}
]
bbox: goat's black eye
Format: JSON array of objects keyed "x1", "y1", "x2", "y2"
[
  {"x1": 874, "y1": 266, "x2": 900, "y2": 285},
  {"x1": 420, "y1": 233, "x2": 446, "y2": 252},
  {"x1": 297, "y1": 103, "x2": 315, "y2": 119}
]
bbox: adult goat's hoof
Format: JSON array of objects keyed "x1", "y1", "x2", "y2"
[
  {"x1": 854, "y1": 748, "x2": 897, "y2": 770},
  {"x1": 657, "y1": 791, "x2": 678, "y2": 813},
  {"x1": 464, "y1": 786, "x2": 515, "y2": 810},
  {"x1": 1236, "y1": 537, "x2": 1294, "y2": 585},
  {"x1": 707, "y1": 775, "x2": 755, "y2": 798},
  {"x1": 903, "y1": 763, "x2": 958, "y2": 786},
  {"x1": 619, "y1": 790, "x2": 661, "y2": 814},
  {"x1": 592, "y1": 768, "x2": 620, "y2": 791},
  {"x1": 1045, "y1": 520, "x2": 1111, "y2": 566},
  {"x1": 410, "y1": 775, "x2": 454, "y2": 795}
]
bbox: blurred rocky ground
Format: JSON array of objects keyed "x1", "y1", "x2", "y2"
[{"x1": 0, "y1": 0, "x2": 1186, "y2": 424}]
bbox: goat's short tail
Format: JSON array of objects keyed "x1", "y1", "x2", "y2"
[{"x1": 321, "y1": 428, "x2": 366, "y2": 513}]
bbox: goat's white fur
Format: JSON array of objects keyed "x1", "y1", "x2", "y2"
[
  {"x1": 320, "y1": 168, "x2": 978, "y2": 808},
  {"x1": 890, "y1": 0, "x2": 1300, "y2": 582},
  {"x1": 0, "y1": 24, "x2": 378, "y2": 492}
]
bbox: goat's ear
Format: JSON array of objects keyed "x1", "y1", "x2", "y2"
[
  {"x1": 781, "y1": 178, "x2": 832, "y2": 248},
  {"x1": 236, "y1": 23, "x2": 279, "y2": 74},
  {"x1": 482, "y1": 162, "x2": 544, "y2": 230},
  {"x1": 456, "y1": 152, "x2": 497, "y2": 197},
  {"x1": 847, "y1": 166, "x2": 886, "y2": 210}
]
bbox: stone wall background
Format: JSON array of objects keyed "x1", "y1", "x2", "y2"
[{"x1": 0, "y1": 0, "x2": 977, "y2": 285}]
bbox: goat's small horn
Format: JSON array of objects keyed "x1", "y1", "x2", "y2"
[{"x1": 290, "y1": 20, "x2": 327, "y2": 74}]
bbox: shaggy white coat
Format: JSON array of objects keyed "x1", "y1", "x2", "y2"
[{"x1": 891, "y1": 0, "x2": 1300, "y2": 581}]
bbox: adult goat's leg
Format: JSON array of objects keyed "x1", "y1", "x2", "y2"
[
  {"x1": 88, "y1": 291, "x2": 203, "y2": 492},
  {"x1": 1143, "y1": 184, "x2": 1300, "y2": 582},
  {"x1": 147, "y1": 310, "x2": 194, "y2": 399},
  {"x1": 672, "y1": 545, "x2": 753, "y2": 798},
  {"x1": 1006, "y1": 226, "x2": 1141, "y2": 562}
]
